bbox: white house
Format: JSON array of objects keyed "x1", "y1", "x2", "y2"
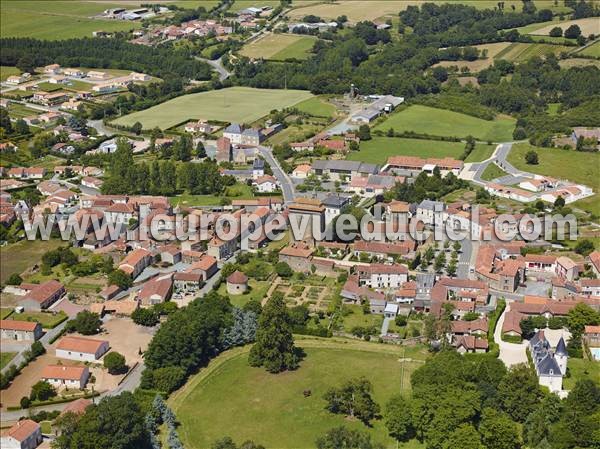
[
  {"x1": 416, "y1": 200, "x2": 447, "y2": 226},
  {"x1": 0, "y1": 419, "x2": 42, "y2": 449},
  {"x1": 55, "y1": 336, "x2": 109, "y2": 362},
  {"x1": 357, "y1": 264, "x2": 409, "y2": 289},
  {"x1": 530, "y1": 331, "x2": 567, "y2": 394},
  {"x1": 253, "y1": 175, "x2": 278, "y2": 193},
  {"x1": 41, "y1": 365, "x2": 89, "y2": 390}
]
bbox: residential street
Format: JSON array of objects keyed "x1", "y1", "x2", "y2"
[{"x1": 258, "y1": 145, "x2": 296, "y2": 203}]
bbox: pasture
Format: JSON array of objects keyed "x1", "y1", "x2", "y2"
[
  {"x1": 346, "y1": 137, "x2": 495, "y2": 165},
  {"x1": 0, "y1": 1, "x2": 141, "y2": 40},
  {"x1": 577, "y1": 41, "x2": 600, "y2": 58},
  {"x1": 529, "y1": 17, "x2": 600, "y2": 37},
  {"x1": 240, "y1": 33, "x2": 316, "y2": 60},
  {"x1": 494, "y1": 42, "x2": 572, "y2": 62},
  {"x1": 0, "y1": 239, "x2": 65, "y2": 284},
  {"x1": 507, "y1": 143, "x2": 600, "y2": 190},
  {"x1": 559, "y1": 58, "x2": 600, "y2": 69},
  {"x1": 170, "y1": 339, "x2": 429, "y2": 449},
  {"x1": 112, "y1": 87, "x2": 314, "y2": 130},
  {"x1": 294, "y1": 96, "x2": 336, "y2": 117},
  {"x1": 374, "y1": 105, "x2": 516, "y2": 142}
]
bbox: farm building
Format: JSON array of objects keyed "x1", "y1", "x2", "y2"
[
  {"x1": 0, "y1": 320, "x2": 43, "y2": 341},
  {"x1": 56, "y1": 336, "x2": 110, "y2": 362}
]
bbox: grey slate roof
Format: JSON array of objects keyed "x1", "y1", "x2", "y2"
[
  {"x1": 224, "y1": 123, "x2": 242, "y2": 134},
  {"x1": 418, "y1": 200, "x2": 446, "y2": 211},
  {"x1": 312, "y1": 159, "x2": 379, "y2": 174},
  {"x1": 253, "y1": 158, "x2": 265, "y2": 169},
  {"x1": 323, "y1": 194, "x2": 351, "y2": 209},
  {"x1": 555, "y1": 337, "x2": 567, "y2": 355},
  {"x1": 536, "y1": 353, "x2": 562, "y2": 376}
]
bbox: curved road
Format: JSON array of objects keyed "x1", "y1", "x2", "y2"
[{"x1": 195, "y1": 56, "x2": 231, "y2": 82}]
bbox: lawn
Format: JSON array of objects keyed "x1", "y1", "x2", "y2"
[
  {"x1": 112, "y1": 87, "x2": 314, "y2": 130},
  {"x1": 507, "y1": 143, "x2": 600, "y2": 189},
  {"x1": 0, "y1": 352, "x2": 16, "y2": 370},
  {"x1": 564, "y1": 357, "x2": 600, "y2": 390},
  {"x1": 494, "y1": 42, "x2": 572, "y2": 63},
  {"x1": 240, "y1": 33, "x2": 317, "y2": 60},
  {"x1": 217, "y1": 279, "x2": 271, "y2": 308},
  {"x1": 0, "y1": 239, "x2": 65, "y2": 283},
  {"x1": 341, "y1": 305, "x2": 383, "y2": 332},
  {"x1": 9, "y1": 311, "x2": 68, "y2": 329},
  {"x1": 481, "y1": 162, "x2": 509, "y2": 182},
  {"x1": 464, "y1": 143, "x2": 496, "y2": 162},
  {"x1": 170, "y1": 340, "x2": 428, "y2": 448},
  {"x1": 577, "y1": 40, "x2": 600, "y2": 58},
  {"x1": 294, "y1": 96, "x2": 337, "y2": 118},
  {"x1": 170, "y1": 183, "x2": 255, "y2": 207},
  {"x1": 374, "y1": 105, "x2": 516, "y2": 142},
  {"x1": 572, "y1": 195, "x2": 600, "y2": 217},
  {"x1": 0, "y1": 1, "x2": 142, "y2": 40},
  {"x1": 1, "y1": 65, "x2": 20, "y2": 81}
]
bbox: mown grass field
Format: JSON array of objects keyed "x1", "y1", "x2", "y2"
[
  {"x1": 0, "y1": 1, "x2": 141, "y2": 40},
  {"x1": 507, "y1": 143, "x2": 600, "y2": 189},
  {"x1": 577, "y1": 40, "x2": 600, "y2": 58},
  {"x1": 374, "y1": 105, "x2": 516, "y2": 142},
  {"x1": 169, "y1": 183, "x2": 255, "y2": 207},
  {"x1": 0, "y1": 65, "x2": 20, "y2": 81},
  {"x1": 294, "y1": 96, "x2": 336, "y2": 118},
  {"x1": 481, "y1": 162, "x2": 508, "y2": 181},
  {"x1": 170, "y1": 339, "x2": 429, "y2": 449},
  {"x1": 113, "y1": 87, "x2": 313, "y2": 130},
  {"x1": 0, "y1": 239, "x2": 65, "y2": 284},
  {"x1": 346, "y1": 137, "x2": 493, "y2": 164},
  {"x1": 494, "y1": 42, "x2": 572, "y2": 62},
  {"x1": 240, "y1": 33, "x2": 317, "y2": 60}
]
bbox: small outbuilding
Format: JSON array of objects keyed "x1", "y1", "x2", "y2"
[{"x1": 226, "y1": 270, "x2": 248, "y2": 295}]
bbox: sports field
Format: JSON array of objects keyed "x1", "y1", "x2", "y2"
[
  {"x1": 374, "y1": 105, "x2": 516, "y2": 142},
  {"x1": 507, "y1": 143, "x2": 600, "y2": 189},
  {"x1": 240, "y1": 33, "x2": 316, "y2": 60},
  {"x1": 529, "y1": 17, "x2": 600, "y2": 37},
  {"x1": 112, "y1": 87, "x2": 314, "y2": 130},
  {"x1": 170, "y1": 339, "x2": 428, "y2": 449},
  {"x1": 494, "y1": 42, "x2": 572, "y2": 62},
  {"x1": 0, "y1": 1, "x2": 141, "y2": 40},
  {"x1": 346, "y1": 137, "x2": 495, "y2": 164}
]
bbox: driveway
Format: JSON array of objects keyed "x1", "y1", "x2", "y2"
[{"x1": 494, "y1": 303, "x2": 528, "y2": 367}]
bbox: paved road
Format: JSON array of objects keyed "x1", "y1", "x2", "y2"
[
  {"x1": 258, "y1": 146, "x2": 295, "y2": 203},
  {"x1": 457, "y1": 238, "x2": 474, "y2": 279},
  {"x1": 195, "y1": 56, "x2": 231, "y2": 82}
]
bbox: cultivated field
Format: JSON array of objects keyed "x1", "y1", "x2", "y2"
[
  {"x1": 434, "y1": 42, "x2": 513, "y2": 72},
  {"x1": 507, "y1": 143, "x2": 600, "y2": 190},
  {"x1": 240, "y1": 33, "x2": 316, "y2": 60},
  {"x1": 346, "y1": 137, "x2": 495, "y2": 164},
  {"x1": 112, "y1": 87, "x2": 314, "y2": 129},
  {"x1": 494, "y1": 42, "x2": 572, "y2": 62},
  {"x1": 529, "y1": 17, "x2": 600, "y2": 37},
  {"x1": 170, "y1": 339, "x2": 429, "y2": 449},
  {"x1": 0, "y1": 1, "x2": 142, "y2": 40},
  {"x1": 285, "y1": 0, "x2": 570, "y2": 22},
  {"x1": 374, "y1": 105, "x2": 516, "y2": 142}
]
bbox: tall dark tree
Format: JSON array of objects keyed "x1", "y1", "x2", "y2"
[{"x1": 248, "y1": 292, "x2": 299, "y2": 373}]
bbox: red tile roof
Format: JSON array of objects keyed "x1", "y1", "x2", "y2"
[
  {"x1": 41, "y1": 364, "x2": 87, "y2": 381},
  {"x1": 0, "y1": 319, "x2": 40, "y2": 332},
  {"x1": 56, "y1": 336, "x2": 108, "y2": 354},
  {"x1": 227, "y1": 270, "x2": 248, "y2": 284},
  {"x1": 61, "y1": 398, "x2": 92, "y2": 416},
  {"x1": 2, "y1": 419, "x2": 40, "y2": 442}
]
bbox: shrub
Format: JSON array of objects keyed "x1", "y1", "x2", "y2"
[
  {"x1": 104, "y1": 351, "x2": 127, "y2": 375},
  {"x1": 525, "y1": 150, "x2": 538, "y2": 165},
  {"x1": 30, "y1": 381, "x2": 56, "y2": 401}
]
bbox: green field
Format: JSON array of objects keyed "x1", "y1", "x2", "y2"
[
  {"x1": 494, "y1": 42, "x2": 572, "y2": 62},
  {"x1": 346, "y1": 137, "x2": 495, "y2": 164},
  {"x1": 7, "y1": 311, "x2": 68, "y2": 328},
  {"x1": 240, "y1": 33, "x2": 317, "y2": 60},
  {"x1": 294, "y1": 96, "x2": 336, "y2": 118},
  {"x1": 374, "y1": 105, "x2": 516, "y2": 142},
  {"x1": 0, "y1": 1, "x2": 141, "y2": 40},
  {"x1": 169, "y1": 183, "x2": 255, "y2": 207},
  {"x1": 216, "y1": 279, "x2": 271, "y2": 308},
  {"x1": 170, "y1": 339, "x2": 428, "y2": 448},
  {"x1": 0, "y1": 239, "x2": 66, "y2": 283},
  {"x1": 563, "y1": 358, "x2": 600, "y2": 390},
  {"x1": 481, "y1": 162, "x2": 509, "y2": 181},
  {"x1": 507, "y1": 143, "x2": 600, "y2": 189},
  {"x1": 577, "y1": 40, "x2": 600, "y2": 58},
  {"x1": 113, "y1": 87, "x2": 314, "y2": 130},
  {"x1": 0, "y1": 352, "x2": 16, "y2": 369},
  {"x1": 0, "y1": 65, "x2": 20, "y2": 81}
]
